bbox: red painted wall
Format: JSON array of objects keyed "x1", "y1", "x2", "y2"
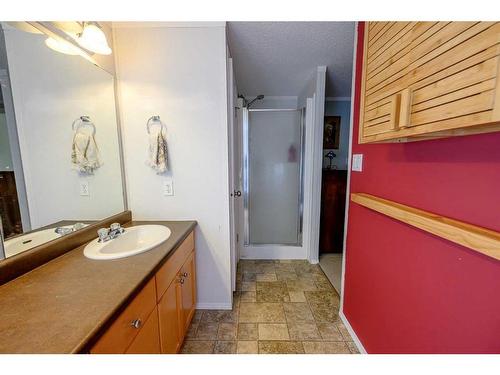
[{"x1": 343, "y1": 22, "x2": 500, "y2": 353}]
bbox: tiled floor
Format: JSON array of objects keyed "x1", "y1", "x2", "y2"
[{"x1": 180, "y1": 259, "x2": 358, "y2": 354}]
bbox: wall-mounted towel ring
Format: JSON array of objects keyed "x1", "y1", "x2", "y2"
[
  {"x1": 146, "y1": 115, "x2": 166, "y2": 134},
  {"x1": 72, "y1": 116, "x2": 96, "y2": 136}
]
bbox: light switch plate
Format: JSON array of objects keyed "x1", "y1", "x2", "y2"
[
  {"x1": 79, "y1": 180, "x2": 90, "y2": 196},
  {"x1": 352, "y1": 154, "x2": 363, "y2": 172},
  {"x1": 163, "y1": 179, "x2": 174, "y2": 196}
]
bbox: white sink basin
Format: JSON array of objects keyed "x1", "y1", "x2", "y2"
[
  {"x1": 83, "y1": 225, "x2": 171, "y2": 260},
  {"x1": 4, "y1": 225, "x2": 87, "y2": 258}
]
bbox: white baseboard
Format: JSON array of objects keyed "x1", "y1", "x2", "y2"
[
  {"x1": 339, "y1": 310, "x2": 367, "y2": 354},
  {"x1": 196, "y1": 302, "x2": 232, "y2": 310}
]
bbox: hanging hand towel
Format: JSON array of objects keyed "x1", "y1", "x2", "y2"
[
  {"x1": 147, "y1": 118, "x2": 168, "y2": 174},
  {"x1": 71, "y1": 127, "x2": 102, "y2": 174}
]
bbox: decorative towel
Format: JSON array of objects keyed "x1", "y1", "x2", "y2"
[
  {"x1": 147, "y1": 127, "x2": 168, "y2": 174},
  {"x1": 71, "y1": 130, "x2": 102, "y2": 174}
]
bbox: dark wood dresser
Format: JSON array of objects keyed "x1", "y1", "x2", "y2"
[
  {"x1": 319, "y1": 169, "x2": 347, "y2": 254},
  {"x1": 0, "y1": 171, "x2": 23, "y2": 238}
]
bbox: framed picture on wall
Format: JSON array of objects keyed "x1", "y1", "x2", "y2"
[{"x1": 323, "y1": 116, "x2": 341, "y2": 149}]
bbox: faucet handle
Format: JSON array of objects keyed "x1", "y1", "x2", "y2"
[
  {"x1": 97, "y1": 228, "x2": 109, "y2": 242},
  {"x1": 110, "y1": 223, "x2": 122, "y2": 232}
]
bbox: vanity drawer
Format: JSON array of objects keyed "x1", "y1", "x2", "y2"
[
  {"x1": 155, "y1": 231, "x2": 194, "y2": 301},
  {"x1": 91, "y1": 277, "x2": 157, "y2": 354}
]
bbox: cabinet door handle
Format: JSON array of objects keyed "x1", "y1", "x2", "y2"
[
  {"x1": 131, "y1": 319, "x2": 142, "y2": 329},
  {"x1": 178, "y1": 277, "x2": 185, "y2": 284},
  {"x1": 390, "y1": 93, "x2": 402, "y2": 131},
  {"x1": 182, "y1": 272, "x2": 188, "y2": 278},
  {"x1": 398, "y1": 88, "x2": 413, "y2": 129}
]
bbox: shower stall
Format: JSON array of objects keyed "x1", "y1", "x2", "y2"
[{"x1": 240, "y1": 105, "x2": 305, "y2": 257}]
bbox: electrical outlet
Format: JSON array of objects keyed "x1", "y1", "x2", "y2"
[
  {"x1": 79, "y1": 180, "x2": 90, "y2": 196},
  {"x1": 163, "y1": 179, "x2": 174, "y2": 196},
  {"x1": 352, "y1": 154, "x2": 363, "y2": 172}
]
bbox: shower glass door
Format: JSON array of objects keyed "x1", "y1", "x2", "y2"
[{"x1": 243, "y1": 108, "x2": 304, "y2": 247}]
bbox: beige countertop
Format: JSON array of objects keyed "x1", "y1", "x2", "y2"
[{"x1": 0, "y1": 220, "x2": 196, "y2": 353}]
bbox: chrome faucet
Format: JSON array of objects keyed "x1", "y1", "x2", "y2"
[
  {"x1": 54, "y1": 222, "x2": 86, "y2": 236},
  {"x1": 97, "y1": 223, "x2": 125, "y2": 243}
]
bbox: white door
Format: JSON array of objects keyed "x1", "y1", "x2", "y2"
[{"x1": 227, "y1": 58, "x2": 244, "y2": 291}]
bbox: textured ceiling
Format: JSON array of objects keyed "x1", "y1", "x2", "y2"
[{"x1": 227, "y1": 22, "x2": 355, "y2": 98}]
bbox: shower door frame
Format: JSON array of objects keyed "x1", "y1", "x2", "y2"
[{"x1": 242, "y1": 107, "x2": 305, "y2": 253}]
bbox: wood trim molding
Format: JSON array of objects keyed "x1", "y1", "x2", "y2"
[
  {"x1": 0, "y1": 211, "x2": 132, "y2": 285},
  {"x1": 351, "y1": 193, "x2": 500, "y2": 261}
]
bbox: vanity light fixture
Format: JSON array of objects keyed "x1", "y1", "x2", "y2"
[
  {"x1": 75, "y1": 22, "x2": 112, "y2": 55},
  {"x1": 26, "y1": 22, "x2": 98, "y2": 65}
]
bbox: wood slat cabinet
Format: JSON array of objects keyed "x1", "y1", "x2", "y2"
[
  {"x1": 90, "y1": 231, "x2": 196, "y2": 354},
  {"x1": 359, "y1": 22, "x2": 500, "y2": 143}
]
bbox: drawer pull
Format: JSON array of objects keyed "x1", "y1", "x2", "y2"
[{"x1": 131, "y1": 319, "x2": 142, "y2": 329}]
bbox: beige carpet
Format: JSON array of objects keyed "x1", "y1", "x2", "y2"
[{"x1": 319, "y1": 253, "x2": 343, "y2": 294}]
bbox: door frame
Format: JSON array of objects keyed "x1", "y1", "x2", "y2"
[
  {"x1": 226, "y1": 56, "x2": 238, "y2": 292},
  {"x1": 306, "y1": 66, "x2": 327, "y2": 264}
]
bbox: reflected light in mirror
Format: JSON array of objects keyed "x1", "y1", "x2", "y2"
[
  {"x1": 76, "y1": 23, "x2": 112, "y2": 55},
  {"x1": 45, "y1": 37, "x2": 80, "y2": 55},
  {"x1": 44, "y1": 37, "x2": 97, "y2": 65}
]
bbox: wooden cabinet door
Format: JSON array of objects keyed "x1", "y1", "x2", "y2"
[
  {"x1": 158, "y1": 277, "x2": 182, "y2": 354},
  {"x1": 125, "y1": 306, "x2": 161, "y2": 354},
  {"x1": 90, "y1": 278, "x2": 157, "y2": 354},
  {"x1": 404, "y1": 23, "x2": 500, "y2": 133},
  {"x1": 179, "y1": 252, "x2": 196, "y2": 334},
  {"x1": 360, "y1": 22, "x2": 500, "y2": 143}
]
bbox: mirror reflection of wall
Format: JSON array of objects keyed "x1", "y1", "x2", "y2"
[{"x1": 0, "y1": 23, "x2": 125, "y2": 260}]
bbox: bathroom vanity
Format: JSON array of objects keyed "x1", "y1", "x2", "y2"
[
  {"x1": 0, "y1": 220, "x2": 197, "y2": 354},
  {"x1": 90, "y1": 224, "x2": 197, "y2": 354}
]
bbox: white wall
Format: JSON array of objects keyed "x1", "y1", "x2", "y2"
[
  {"x1": 323, "y1": 99, "x2": 351, "y2": 170},
  {"x1": 247, "y1": 96, "x2": 298, "y2": 109},
  {"x1": 298, "y1": 66, "x2": 327, "y2": 263},
  {"x1": 4, "y1": 28, "x2": 124, "y2": 229},
  {"x1": 114, "y1": 24, "x2": 232, "y2": 309}
]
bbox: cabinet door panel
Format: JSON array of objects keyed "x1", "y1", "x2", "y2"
[
  {"x1": 360, "y1": 21, "x2": 500, "y2": 143},
  {"x1": 158, "y1": 278, "x2": 182, "y2": 354},
  {"x1": 90, "y1": 278, "x2": 156, "y2": 354},
  {"x1": 125, "y1": 306, "x2": 161, "y2": 354},
  {"x1": 156, "y1": 232, "x2": 194, "y2": 301},
  {"x1": 180, "y1": 252, "x2": 196, "y2": 334}
]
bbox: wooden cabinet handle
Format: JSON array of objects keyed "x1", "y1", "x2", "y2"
[
  {"x1": 399, "y1": 88, "x2": 413, "y2": 128},
  {"x1": 182, "y1": 272, "x2": 188, "y2": 278},
  {"x1": 390, "y1": 93, "x2": 402, "y2": 131},
  {"x1": 130, "y1": 319, "x2": 142, "y2": 329}
]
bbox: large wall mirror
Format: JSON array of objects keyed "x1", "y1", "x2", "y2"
[{"x1": 0, "y1": 22, "x2": 126, "y2": 260}]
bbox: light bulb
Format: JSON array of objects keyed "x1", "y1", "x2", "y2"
[{"x1": 76, "y1": 23, "x2": 112, "y2": 55}]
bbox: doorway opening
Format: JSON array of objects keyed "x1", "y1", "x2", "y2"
[
  {"x1": 318, "y1": 99, "x2": 351, "y2": 294},
  {"x1": 241, "y1": 107, "x2": 305, "y2": 256},
  {"x1": 226, "y1": 22, "x2": 356, "y2": 301},
  {"x1": 0, "y1": 88, "x2": 23, "y2": 241}
]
